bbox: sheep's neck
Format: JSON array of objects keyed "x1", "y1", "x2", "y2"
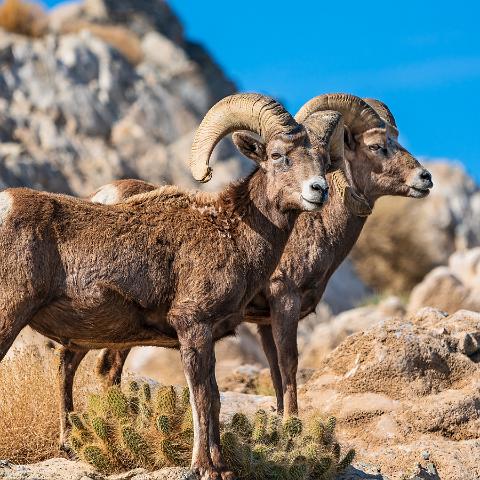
[
  {"x1": 301, "y1": 171, "x2": 370, "y2": 291},
  {"x1": 220, "y1": 169, "x2": 298, "y2": 256},
  {"x1": 331, "y1": 169, "x2": 372, "y2": 217}
]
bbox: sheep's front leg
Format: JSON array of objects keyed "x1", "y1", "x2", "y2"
[
  {"x1": 177, "y1": 322, "x2": 224, "y2": 480},
  {"x1": 258, "y1": 324, "x2": 284, "y2": 414},
  {"x1": 269, "y1": 290, "x2": 301, "y2": 417},
  {"x1": 96, "y1": 348, "x2": 130, "y2": 388},
  {"x1": 57, "y1": 346, "x2": 87, "y2": 452},
  {"x1": 208, "y1": 355, "x2": 235, "y2": 480}
]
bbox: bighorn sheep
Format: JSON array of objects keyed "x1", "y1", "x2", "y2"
[
  {"x1": 0, "y1": 93, "x2": 341, "y2": 479},
  {"x1": 69, "y1": 94, "x2": 433, "y2": 421}
]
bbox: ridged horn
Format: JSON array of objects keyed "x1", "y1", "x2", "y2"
[
  {"x1": 303, "y1": 110, "x2": 344, "y2": 164},
  {"x1": 363, "y1": 98, "x2": 397, "y2": 127},
  {"x1": 295, "y1": 93, "x2": 384, "y2": 136},
  {"x1": 363, "y1": 98, "x2": 399, "y2": 138},
  {"x1": 189, "y1": 93, "x2": 301, "y2": 182}
]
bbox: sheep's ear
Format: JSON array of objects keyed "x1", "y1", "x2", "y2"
[
  {"x1": 232, "y1": 132, "x2": 266, "y2": 163},
  {"x1": 344, "y1": 125, "x2": 355, "y2": 151}
]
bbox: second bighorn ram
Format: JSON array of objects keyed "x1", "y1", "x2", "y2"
[
  {"x1": 0, "y1": 94, "x2": 342, "y2": 479},
  {"x1": 73, "y1": 94, "x2": 433, "y2": 421}
]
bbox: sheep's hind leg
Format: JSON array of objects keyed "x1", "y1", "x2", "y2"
[
  {"x1": 177, "y1": 321, "x2": 224, "y2": 480},
  {"x1": 57, "y1": 346, "x2": 87, "y2": 453},
  {"x1": 269, "y1": 294, "x2": 301, "y2": 418},
  {"x1": 258, "y1": 324, "x2": 284, "y2": 414},
  {"x1": 0, "y1": 305, "x2": 38, "y2": 362},
  {"x1": 96, "y1": 348, "x2": 130, "y2": 388}
]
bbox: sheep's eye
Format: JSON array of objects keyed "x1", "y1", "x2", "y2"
[
  {"x1": 369, "y1": 144, "x2": 382, "y2": 151},
  {"x1": 271, "y1": 153, "x2": 282, "y2": 160}
]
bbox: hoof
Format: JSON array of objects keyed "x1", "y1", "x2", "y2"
[
  {"x1": 221, "y1": 471, "x2": 237, "y2": 480},
  {"x1": 59, "y1": 442, "x2": 75, "y2": 459},
  {"x1": 192, "y1": 466, "x2": 222, "y2": 480}
]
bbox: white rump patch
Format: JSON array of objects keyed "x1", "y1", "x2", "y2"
[
  {"x1": 90, "y1": 184, "x2": 120, "y2": 205},
  {"x1": 0, "y1": 191, "x2": 12, "y2": 226}
]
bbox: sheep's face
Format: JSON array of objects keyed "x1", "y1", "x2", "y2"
[
  {"x1": 346, "y1": 126, "x2": 433, "y2": 201},
  {"x1": 232, "y1": 130, "x2": 329, "y2": 212}
]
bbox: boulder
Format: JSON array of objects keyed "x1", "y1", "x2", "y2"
[
  {"x1": 299, "y1": 308, "x2": 480, "y2": 480},
  {"x1": 300, "y1": 296, "x2": 405, "y2": 368},
  {"x1": 408, "y1": 247, "x2": 480, "y2": 314},
  {"x1": 0, "y1": 1, "x2": 240, "y2": 197}
]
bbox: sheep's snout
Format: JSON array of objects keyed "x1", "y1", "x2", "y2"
[
  {"x1": 407, "y1": 168, "x2": 433, "y2": 198},
  {"x1": 301, "y1": 176, "x2": 329, "y2": 211}
]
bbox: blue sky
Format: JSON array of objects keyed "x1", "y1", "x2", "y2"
[{"x1": 44, "y1": 0, "x2": 479, "y2": 181}]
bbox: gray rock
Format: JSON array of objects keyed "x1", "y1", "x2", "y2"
[{"x1": 0, "y1": 1, "x2": 239, "y2": 197}]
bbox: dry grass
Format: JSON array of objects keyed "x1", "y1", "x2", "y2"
[
  {"x1": 0, "y1": 0, "x2": 48, "y2": 37},
  {"x1": 0, "y1": 346, "x2": 100, "y2": 463},
  {"x1": 61, "y1": 20, "x2": 144, "y2": 65}
]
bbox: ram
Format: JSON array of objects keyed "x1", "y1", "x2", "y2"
[
  {"x1": 80, "y1": 94, "x2": 433, "y2": 421},
  {"x1": 0, "y1": 93, "x2": 341, "y2": 480},
  {"x1": 243, "y1": 93, "x2": 433, "y2": 416}
]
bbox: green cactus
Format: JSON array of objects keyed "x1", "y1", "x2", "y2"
[
  {"x1": 283, "y1": 416, "x2": 303, "y2": 439},
  {"x1": 140, "y1": 383, "x2": 151, "y2": 402},
  {"x1": 67, "y1": 382, "x2": 354, "y2": 478},
  {"x1": 220, "y1": 431, "x2": 238, "y2": 465},
  {"x1": 311, "y1": 456, "x2": 332, "y2": 478},
  {"x1": 252, "y1": 409, "x2": 268, "y2": 442},
  {"x1": 69, "y1": 412, "x2": 86, "y2": 431},
  {"x1": 128, "y1": 380, "x2": 139, "y2": 394},
  {"x1": 69, "y1": 434, "x2": 83, "y2": 452},
  {"x1": 338, "y1": 448, "x2": 355, "y2": 472},
  {"x1": 91, "y1": 416, "x2": 109, "y2": 442},
  {"x1": 159, "y1": 438, "x2": 184, "y2": 465},
  {"x1": 82, "y1": 445, "x2": 110, "y2": 472},
  {"x1": 105, "y1": 388, "x2": 129, "y2": 419},
  {"x1": 155, "y1": 386, "x2": 176, "y2": 415},
  {"x1": 230, "y1": 412, "x2": 252, "y2": 439},
  {"x1": 129, "y1": 395, "x2": 140, "y2": 415},
  {"x1": 87, "y1": 393, "x2": 105, "y2": 415},
  {"x1": 265, "y1": 414, "x2": 281, "y2": 445},
  {"x1": 324, "y1": 417, "x2": 336, "y2": 444},
  {"x1": 121, "y1": 425, "x2": 149, "y2": 457},
  {"x1": 331, "y1": 442, "x2": 341, "y2": 463},
  {"x1": 181, "y1": 386, "x2": 190, "y2": 408},
  {"x1": 289, "y1": 461, "x2": 308, "y2": 480},
  {"x1": 156, "y1": 415, "x2": 170, "y2": 435}
]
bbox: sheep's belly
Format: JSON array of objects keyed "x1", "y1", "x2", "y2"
[{"x1": 29, "y1": 297, "x2": 178, "y2": 350}]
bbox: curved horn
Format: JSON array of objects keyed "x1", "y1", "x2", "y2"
[
  {"x1": 363, "y1": 98, "x2": 399, "y2": 138},
  {"x1": 303, "y1": 110, "x2": 344, "y2": 163},
  {"x1": 295, "y1": 93, "x2": 384, "y2": 136},
  {"x1": 363, "y1": 98, "x2": 397, "y2": 128},
  {"x1": 189, "y1": 93, "x2": 301, "y2": 182}
]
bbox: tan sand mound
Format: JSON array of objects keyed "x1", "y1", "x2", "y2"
[{"x1": 300, "y1": 308, "x2": 480, "y2": 480}]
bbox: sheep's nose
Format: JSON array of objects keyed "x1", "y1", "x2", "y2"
[
  {"x1": 311, "y1": 181, "x2": 325, "y2": 192},
  {"x1": 311, "y1": 182, "x2": 329, "y2": 203},
  {"x1": 304, "y1": 177, "x2": 329, "y2": 203},
  {"x1": 419, "y1": 170, "x2": 432, "y2": 183}
]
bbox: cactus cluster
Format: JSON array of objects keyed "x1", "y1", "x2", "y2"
[
  {"x1": 69, "y1": 382, "x2": 354, "y2": 479},
  {"x1": 221, "y1": 411, "x2": 355, "y2": 480},
  {"x1": 68, "y1": 382, "x2": 193, "y2": 472}
]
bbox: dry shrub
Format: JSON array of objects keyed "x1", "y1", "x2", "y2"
[
  {"x1": 0, "y1": 0, "x2": 48, "y2": 37},
  {"x1": 62, "y1": 20, "x2": 144, "y2": 65},
  {"x1": 0, "y1": 346, "x2": 99, "y2": 463},
  {"x1": 351, "y1": 196, "x2": 437, "y2": 294}
]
